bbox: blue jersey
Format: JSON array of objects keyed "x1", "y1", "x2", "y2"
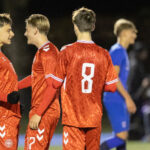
[
  {"x1": 103, "y1": 43, "x2": 130, "y2": 133},
  {"x1": 103, "y1": 43, "x2": 130, "y2": 101}
]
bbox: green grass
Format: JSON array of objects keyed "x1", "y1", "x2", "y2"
[
  {"x1": 127, "y1": 141, "x2": 150, "y2": 150},
  {"x1": 18, "y1": 141, "x2": 150, "y2": 150},
  {"x1": 18, "y1": 146, "x2": 62, "y2": 150}
]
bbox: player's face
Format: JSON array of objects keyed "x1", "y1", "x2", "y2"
[
  {"x1": 24, "y1": 24, "x2": 36, "y2": 45},
  {"x1": 124, "y1": 29, "x2": 137, "y2": 45},
  {"x1": 0, "y1": 24, "x2": 14, "y2": 45}
]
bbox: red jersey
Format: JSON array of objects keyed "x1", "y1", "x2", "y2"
[
  {"x1": 31, "y1": 41, "x2": 60, "y2": 117},
  {"x1": 0, "y1": 51, "x2": 20, "y2": 121},
  {"x1": 51, "y1": 40, "x2": 117, "y2": 128}
]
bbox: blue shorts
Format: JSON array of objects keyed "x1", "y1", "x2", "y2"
[{"x1": 103, "y1": 97, "x2": 130, "y2": 133}]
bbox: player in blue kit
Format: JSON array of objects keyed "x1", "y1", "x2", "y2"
[{"x1": 100, "y1": 19, "x2": 137, "y2": 150}]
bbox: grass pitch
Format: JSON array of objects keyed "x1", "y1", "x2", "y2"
[{"x1": 18, "y1": 141, "x2": 150, "y2": 150}]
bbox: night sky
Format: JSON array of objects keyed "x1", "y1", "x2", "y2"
[{"x1": 26, "y1": 1, "x2": 150, "y2": 16}]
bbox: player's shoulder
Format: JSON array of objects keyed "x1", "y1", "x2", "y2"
[
  {"x1": 93, "y1": 43, "x2": 112, "y2": 61},
  {"x1": 109, "y1": 43, "x2": 125, "y2": 55},
  {"x1": 41, "y1": 42, "x2": 51, "y2": 52},
  {"x1": 94, "y1": 43, "x2": 109, "y2": 55},
  {"x1": 41, "y1": 42, "x2": 59, "y2": 53},
  {"x1": 60, "y1": 42, "x2": 75, "y2": 52}
]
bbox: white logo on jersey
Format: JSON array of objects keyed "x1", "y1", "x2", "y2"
[
  {"x1": 0, "y1": 132, "x2": 5, "y2": 138},
  {"x1": 38, "y1": 128, "x2": 45, "y2": 134},
  {"x1": 64, "y1": 139, "x2": 68, "y2": 145},
  {"x1": 36, "y1": 134, "x2": 43, "y2": 141},
  {"x1": 43, "y1": 45, "x2": 50, "y2": 52},
  {"x1": 5, "y1": 139, "x2": 13, "y2": 148},
  {"x1": 0, "y1": 125, "x2": 5, "y2": 131},
  {"x1": 0, "y1": 125, "x2": 5, "y2": 138},
  {"x1": 36, "y1": 128, "x2": 45, "y2": 141},
  {"x1": 122, "y1": 121, "x2": 127, "y2": 128},
  {"x1": 64, "y1": 132, "x2": 68, "y2": 138},
  {"x1": 63, "y1": 131, "x2": 69, "y2": 145}
]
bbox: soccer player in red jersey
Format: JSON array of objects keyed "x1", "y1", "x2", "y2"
[
  {"x1": 0, "y1": 14, "x2": 21, "y2": 150},
  {"x1": 29, "y1": 7, "x2": 118, "y2": 150},
  {"x1": 18, "y1": 14, "x2": 60, "y2": 150}
]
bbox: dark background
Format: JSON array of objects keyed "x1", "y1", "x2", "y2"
[
  {"x1": 1, "y1": 0, "x2": 150, "y2": 75},
  {"x1": 1, "y1": 0, "x2": 150, "y2": 138}
]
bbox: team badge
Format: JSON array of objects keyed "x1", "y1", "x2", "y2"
[{"x1": 5, "y1": 139, "x2": 13, "y2": 148}]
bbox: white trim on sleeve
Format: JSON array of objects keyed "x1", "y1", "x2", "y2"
[
  {"x1": 105, "y1": 78, "x2": 118, "y2": 85},
  {"x1": 45, "y1": 74, "x2": 63, "y2": 82}
]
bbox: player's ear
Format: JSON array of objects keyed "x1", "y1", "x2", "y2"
[
  {"x1": 91, "y1": 24, "x2": 95, "y2": 31},
  {"x1": 34, "y1": 27, "x2": 38, "y2": 35}
]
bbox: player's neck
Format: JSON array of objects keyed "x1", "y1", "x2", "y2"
[
  {"x1": 34, "y1": 35, "x2": 49, "y2": 49},
  {"x1": 77, "y1": 32, "x2": 92, "y2": 41},
  {"x1": 117, "y1": 38, "x2": 129, "y2": 49}
]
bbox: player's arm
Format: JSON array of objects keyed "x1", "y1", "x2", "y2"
[
  {"x1": 115, "y1": 65, "x2": 136, "y2": 114},
  {"x1": 104, "y1": 51, "x2": 118, "y2": 92},
  {"x1": 29, "y1": 48, "x2": 66, "y2": 129},
  {"x1": 29, "y1": 76, "x2": 63, "y2": 130},
  {"x1": 0, "y1": 63, "x2": 20, "y2": 103},
  {"x1": 18, "y1": 75, "x2": 31, "y2": 90},
  {"x1": 35, "y1": 49, "x2": 66, "y2": 116},
  {"x1": 104, "y1": 81, "x2": 117, "y2": 92},
  {"x1": 36, "y1": 76, "x2": 62, "y2": 116}
]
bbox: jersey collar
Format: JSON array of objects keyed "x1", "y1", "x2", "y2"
[
  {"x1": 38, "y1": 41, "x2": 50, "y2": 50},
  {"x1": 77, "y1": 40, "x2": 94, "y2": 44}
]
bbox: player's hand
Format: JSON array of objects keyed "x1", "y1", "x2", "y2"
[
  {"x1": 7, "y1": 91, "x2": 20, "y2": 104},
  {"x1": 29, "y1": 114, "x2": 41, "y2": 130},
  {"x1": 125, "y1": 96, "x2": 137, "y2": 114}
]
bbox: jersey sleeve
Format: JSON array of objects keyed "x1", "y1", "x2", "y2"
[
  {"x1": 52, "y1": 49, "x2": 68, "y2": 84},
  {"x1": 110, "y1": 49, "x2": 124, "y2": 66},
  {"x1": 41, "y1": 48, "x2": 58, "y2": 79},
  {"x1": 35, "y1": 47, "x2": 68, "y2": 116},
  {"x1": 18, "y1": 75, "x2": 31, "y2": 89},
  {"x1": 104, "y1": 52, "x2": 118, "y2": 92}
]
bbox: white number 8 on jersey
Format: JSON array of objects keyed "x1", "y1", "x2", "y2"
[{"x1": 82, "y1": 63, "x2": 95, "y2": 93}]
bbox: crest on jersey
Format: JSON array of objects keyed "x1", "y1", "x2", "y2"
[
  {"x1": 43, "y1": 45, "x2": 50, "y2": 52},
  {"x1": 5, "y1": 139, "x2": 13, "y2": 148},
  {"x1": 122, "y1": 121, "x2": 127, "y2": 128}
]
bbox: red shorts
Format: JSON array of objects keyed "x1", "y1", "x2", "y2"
[
  {"x1": 24, "y1": 112, "x2": 59, "y2": 150},
  {"x1": 63, "y1": 125, "x2": 101, "y2": 150},
  {"x1": 0, "y1": 116, "x2": 20, "y2": 150}
]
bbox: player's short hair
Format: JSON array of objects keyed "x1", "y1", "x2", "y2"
[
  {"x1": 114, "y1": 18, "x2": 137, "y2": 36},
  {"x1": 72, "y1": 7, "x2": 96, "y2": 32},
  {"x1": 0, "y1": 13, "x2": 12, "y2": 27},
  {"x1": 25, "y1": 14, "x2": 50, "y2": 35}
]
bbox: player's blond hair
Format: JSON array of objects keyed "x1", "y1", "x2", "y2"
[
  {"x1": 0, "y1": 13, "x2": 12, "y2": 27},
  {"x1": 25, "y1": 14, "x2": 50, "y2": 35},
  {"x1": 72, "y1": 7, "x2": 96, "y2": 32},
  {"x1": 114, "y1": 18, "x2": 137, "y2": 36}
]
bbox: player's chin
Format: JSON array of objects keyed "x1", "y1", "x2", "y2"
[
  {"x1": 5, "y1": 40, "x2": 11, "y2": 45},
  {"x1": 130, "y1": 40, "x2": 135, "y2": 45},
  {"x1": 27, "y1": 39, "x2": 32, "y2": 45}
]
